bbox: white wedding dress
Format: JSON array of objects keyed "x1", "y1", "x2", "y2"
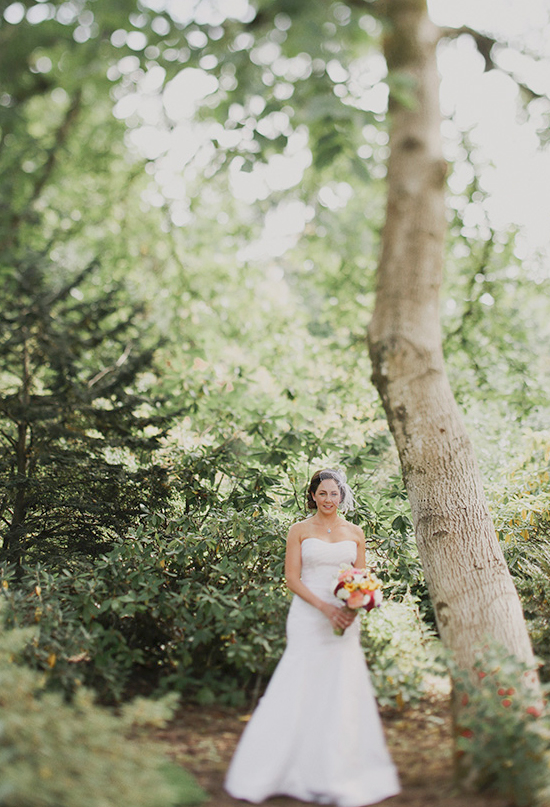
[{"x1": 225, "y1": 538, "x2": 400, "y2": 806}]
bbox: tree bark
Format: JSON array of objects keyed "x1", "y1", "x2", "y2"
[{"x1": 367, "y1": 0, "x2": 534, "y2": 669}]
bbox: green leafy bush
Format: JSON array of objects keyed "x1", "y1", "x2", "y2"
[
  {"x1": 0, "y1": 616, "x2": 206, "y2": 807},
  {"x1": 1, "y1": 505, "x2": 290, "y2": 704},
  {"x1": 361, "y1": 593, "x2": 445, "y2": 709},
  {"x1": 452, "y1": 644, "x2": 550, "y2": 806},
  {"x1": 0, "y1": 432, "x2": 433, "y2": 707},
  {"x1": 487, "y1": 430, "x2": 550, "y2": 681},
  {"x1": 508, "y1": 541, "x2": 550, "y2": 684}
]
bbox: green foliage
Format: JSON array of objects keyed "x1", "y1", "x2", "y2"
[
  {"x1": 442, "y1": 138, "x2": 550, "y2": 420},
  {"x1": 1, "y1": 504, "x2": 290, "y2": 703},
  {"x1": 489, "y1": 430, "x2": 550, "y2": 552},
  {"x1": 512, "y1": 541, "x2": 550, "y2": 685},
  {"x1": 485, "y1": 431, "x2": 550, "y2": 681},
  {"x1": 355, "y1": 473, "x2": 426, "y2": 604},
  {"x1": 0, "y1": 615, "x2": 206, "y2": 807},
  {"x1": 159, "y1": 763, "x2": 208, "y2": 807},
  {"x1": 361, "y1": 594, "x2": 444, "y2": 710},
  {"x1": 452, "y1": 644, "x2": 550, "y2": 806},
  {"x1": 0, "y1": 450, "x2": 428, "y2": 705},
  {"x1": 0, "y1": 0, "x2": 185, "y2": 569},
  {"x1": 0, "y1": 258, "x2": 174, "y2": 566}
]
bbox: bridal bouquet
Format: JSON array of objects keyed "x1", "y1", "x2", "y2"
[{"x1": 332, "y1": 564, "x2": 383, "y2": 635}]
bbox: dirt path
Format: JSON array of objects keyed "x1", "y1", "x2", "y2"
[{"x1": 154, "y1": 692, "x2": 509, "y2": 807}]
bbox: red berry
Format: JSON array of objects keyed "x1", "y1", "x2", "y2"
[
  {"x1": 526, "y1": 706, "x2": 542, "y2": 718},
  {"x1": 502, "y1": 699, "x2": 512, "y2": 708},
  {"x1": 506, "y1": 688, "x2": 515, "y2": 696},
  {"x1": 497, "y1": 688, "x2": 506, "y2": 696},
  {"x1": 461, "y1": 694, "x2": 469, "y2": 706},
  {"x1": 460, "y1": 728, "x2": 474, "y2": 738}
]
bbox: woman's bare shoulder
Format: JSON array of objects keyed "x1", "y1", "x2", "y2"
[
  {"x1": 345, "y1": 521, "x2": 365, "y2": 541},
  {"x1": 287, "y1": 517, "x2": 312, "y2": 541}
]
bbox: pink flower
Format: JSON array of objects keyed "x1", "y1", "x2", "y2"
[{"x1": 347, "y1": 590, "x2": 366, "y2": 609}]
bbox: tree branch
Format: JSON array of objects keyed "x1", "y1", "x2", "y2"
[
  {"x1": 439, "y1": 25, "x2": 546, "y2": 102},
  {"x1": 439, "y1": 26, "x2": 497, "y2": 71},
  {"x1": 87, "y1": 343, "x2": 134, "y2": 389}
]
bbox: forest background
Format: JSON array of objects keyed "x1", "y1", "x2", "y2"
[{"x1": 1, "y1": 0, "x2": 550, "y2": 805}]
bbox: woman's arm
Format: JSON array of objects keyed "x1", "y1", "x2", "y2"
[
  {"x1": 354, "y1": 526, "x2": 366, "y2": 569},
  {"x1": 285, "y1": 523, "x2": 355, "y2": 631}
]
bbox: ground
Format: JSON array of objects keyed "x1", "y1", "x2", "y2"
[{"x1": 154, "y1": 689, "x2": 510, "y2": 807}]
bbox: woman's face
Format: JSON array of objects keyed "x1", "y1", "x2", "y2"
[{"x1": 313, "y1": 479, "x2": 341, "y2": 514}]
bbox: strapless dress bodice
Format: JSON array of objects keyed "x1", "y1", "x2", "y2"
[{"x1": 300, "y1": 537, "x2": 357, "y2": 603}]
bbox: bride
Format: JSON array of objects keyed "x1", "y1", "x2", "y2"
[{"x1": 224, "y1": 468, "x2": 401, "y2": 807}]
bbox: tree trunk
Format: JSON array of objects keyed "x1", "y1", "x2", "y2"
[{"x1": 367, "y1": 0, "x2": 534, "y2": 669}]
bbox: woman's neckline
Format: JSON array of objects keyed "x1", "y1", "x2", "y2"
[{"x1": 302, "y1": 537, "x2": 356, "y2": 546}]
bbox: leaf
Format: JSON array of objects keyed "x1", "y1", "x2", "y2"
[{"x1": 159, "y1": 762, "x2": 208, "y2": 806}]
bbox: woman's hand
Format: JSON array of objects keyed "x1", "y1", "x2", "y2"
[{"x1": 322, "y1": 603, "x2": 357, "y2": 631}]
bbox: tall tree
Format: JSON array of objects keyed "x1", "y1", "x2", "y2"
[
  {"x1": 0, "y1": 2, "x2": 179, "y2": 567},
  {"x1": 0, "y1": 257, "x2": 172, "y2": 567},
  {"x1": 367, "y1": 0, "x2": 534, "y2": 669}
]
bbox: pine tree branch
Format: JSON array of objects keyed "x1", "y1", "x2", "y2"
[
  {"x1": 0, "y1": 88, "x2": 83, "y2": 252},
  {"x1": 44, "y1": 258, "x2": 100, "y2": 309},
  {"x1": 0, "y1": 428, "x2": 17, "y2": 448},
  {"x1": 87, "y1": 343, "x2": 134, "y2": 389}
]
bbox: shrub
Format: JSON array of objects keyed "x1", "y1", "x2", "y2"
[
  {"x1": 0, "y1": 615, "x2": 206, "y2": 807},
  {"x1": 488, "y1": 430, "x2": 550, "y2": 682},
  {"x1": 1, "y1": 505, "x2": 290, "y2": 704},
  {"x1": 1, "y1": 483, "x2": 434, "y2": 707},
  {"x1": 452, "y1": 644, "x2": 550, "y2": 806},
  {"x1": 361, "y1": 593, "x2": 445, "y2": 709}
]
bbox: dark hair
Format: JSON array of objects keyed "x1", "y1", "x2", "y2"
[{"x1": 306, "y1": 469, "x2": 346, "y2": 510}]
